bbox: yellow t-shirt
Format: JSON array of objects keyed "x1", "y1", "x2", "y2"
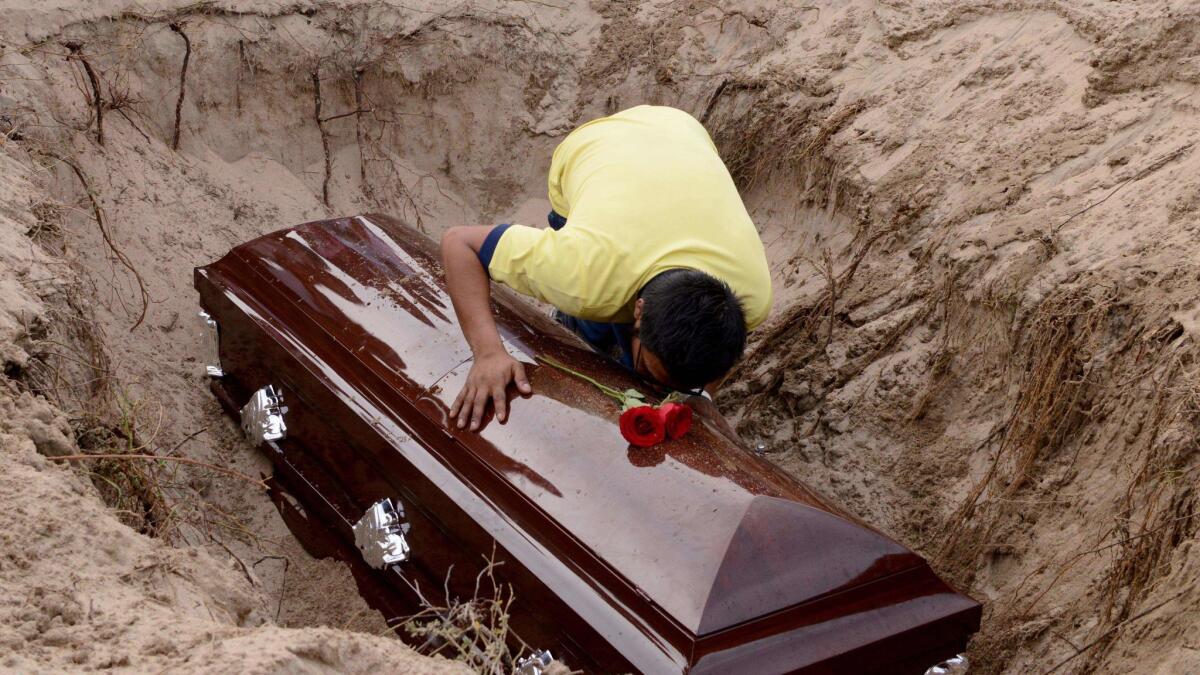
[{"x1": 484, "y1": 105, "x2": 772, "y2": 329}]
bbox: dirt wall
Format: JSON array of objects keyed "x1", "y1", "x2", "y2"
[
  {"x1": 0, "y1": 107, "x2": 465, "y2": 672},
  {"x1": 1, "y1": 0, "x2": 1199, "y2": 672}
]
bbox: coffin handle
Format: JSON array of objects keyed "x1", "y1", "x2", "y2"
[
  {"x1": 353, "y1": 498, "x2": 412, "y2": 569},
  {"x1": 198, "y1": 310, "x2": 224, "y2": 377},
  {"x1": 925, "y1": 654, "x2": 969, "y2": 674},
  {"x1": 514, "y1": 649, "x2": 553, "y2": 675},
  {"x1": 240, "y1": 385, "x2": 287, "y2": 443}
]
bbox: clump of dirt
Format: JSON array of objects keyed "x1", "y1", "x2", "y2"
[{"x1": 2, "y1": 0, "x2": 1199, "y2": 673}]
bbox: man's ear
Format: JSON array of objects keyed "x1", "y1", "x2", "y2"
[{"x1": 633, "y1": 297, "x2": 645, "y2": 323}]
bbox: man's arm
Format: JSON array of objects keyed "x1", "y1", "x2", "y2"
[{"x1": 440, "y1": 226, "x2": 531, "y2": 430}]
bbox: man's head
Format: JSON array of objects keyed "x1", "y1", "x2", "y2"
[{"x1": 631, "y1": 269, "x2": 746, "y2": 391}]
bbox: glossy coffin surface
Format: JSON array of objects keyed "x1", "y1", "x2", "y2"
[{"x1": 195, "y1": 215, "x2": 980, "y2": 673}]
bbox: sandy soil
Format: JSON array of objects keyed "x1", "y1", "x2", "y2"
[
  {"x1": 2, "y1": 0, "x2": 1199, "y2": 672},
  {"x1": 0, "y1": 136, "x2": 464, "y2": 671}
]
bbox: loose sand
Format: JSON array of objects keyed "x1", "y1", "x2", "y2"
[{"x1": 1, "y1": 0, "x2": 1198, "y2": 672}]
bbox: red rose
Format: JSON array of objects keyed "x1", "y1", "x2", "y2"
[
  {"x1": 659, "y1": 402, "x2": 692, "y2": 439},
  {"x1": 619, "y1": 405, "x2": 666, "y2": 447}
]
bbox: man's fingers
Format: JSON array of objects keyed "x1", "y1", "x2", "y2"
[
  {"x1": 493, "y1": 385, "x2": 508, "y2": 423},
  {"x1": 451, "y1": 357, "x2": 526, "y2": 431},
  {"x1": 450, "y1": 388, "x2": 465, "y2": 419},
  {"x1": 513, "y1": 361, "x2": 531, "y2": 394},
  {"x1": 470, "y1": 390, "x2": 488, "y2": 431},
  {"x1": 455, "y1": 387, "x2": 472, "y2": 429}
]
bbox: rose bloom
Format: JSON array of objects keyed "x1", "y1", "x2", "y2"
[
  {"x1": 619, "y1": 405, "x2": 666, "y2": 447},
  {"x1": 658, "y1": 402, "x2": 692, "y2": 439}
]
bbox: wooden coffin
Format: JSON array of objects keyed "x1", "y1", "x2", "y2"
[{"x1": 194, "y1": 215, "x2": 980, "y2": 674}]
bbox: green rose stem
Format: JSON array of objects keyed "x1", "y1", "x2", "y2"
[{"x1": 535, "y1": 355, "x2": 640, "y2": 407}]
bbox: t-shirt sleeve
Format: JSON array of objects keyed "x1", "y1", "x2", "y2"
[
  {"x1": 482, "y1": 223, "x2": 625, "y2": 321},
  {"x1": 546, "y1": 133, "x2": 576, "y2": 217}
]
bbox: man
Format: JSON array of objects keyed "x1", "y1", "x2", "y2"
[{"x1": 441, "y1": 105, "x2": 772, "y2": 431}]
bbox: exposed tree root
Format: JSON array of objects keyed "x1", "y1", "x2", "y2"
[
  {"x1": 236, "y1": 39, "x2": 246, "y2": 113},
  {"x1": 312, "y1": 68, "x2": 332, "y2": 207},
  {"x1": 353, "y1": 67, "x2": 372, "y2": 201},
  {"x1": 34, "y1": 149, "x2": 150, "y2": 331},
  {"x1": 740, "y1": 223, "x2": 895, "y2": 369},
  {"x1": 169, "y1": 22, "x2": 191, "y2": 150},
  {"x1": 940, "y1": 285, "x2": 1113, "y2": 567},
  {"x1": 63, "y1": 42, "x2": 104, "y2": 146},
  {"x1": 1042, "y1": 588, "x2": 1187, "y2": 675}
]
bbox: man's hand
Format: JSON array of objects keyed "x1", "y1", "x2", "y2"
[
  {"x1": 441, "y1": 225, "x2": 533, "y2": 430},
  {"x1": 450, "y1": 349, "x2": 531, "y2": 430}
]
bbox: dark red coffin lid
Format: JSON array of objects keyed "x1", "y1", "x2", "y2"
[{"x1": 198, "y1": 214, "x2": 962, "y2": 640}]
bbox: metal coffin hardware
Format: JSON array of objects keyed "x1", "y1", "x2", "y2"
[
  {"x1": 514, "y1": 650, "x2": 553, "y2": 675},
  {"x1": 926, "y1": 654, "x2": 970, "y2": 674},
  {"x1": 240, "y1": 385, "x2": 287, "y2": 443},
  {"x1": 353, "y1": 498, "x2": 411, "y2": 569},
  {"x1": 198, "y1": 310, "x2": 224, "y2": 377}
]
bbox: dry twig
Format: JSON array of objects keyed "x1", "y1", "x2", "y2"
[
  {"x1": 1054, "y1": 143, "x2": 1194, "y2": 234},
  {"x1": 50, "y1": 453, "x2": 268, "y2": 490},
  {"x1": 397, "y1": 548, "x2": 533, "y2": 673},
  {"x1": 1040, "y1": 589, "x2": 1187, "y2": 674}
]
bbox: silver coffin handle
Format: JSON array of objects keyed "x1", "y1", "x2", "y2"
[
  {"x1": 240, "y1": 385, "x2": 287, "y2": 443},
  {"x1": 353, "y1": 498, "x2": 411, "y2": 569},
  {"x1": 925, "y1": 654, "x2": 969, "y2": 675},
  {"x1": 514, "y1": 650, "x2": 553, "y2": 675},
  {"x1": 198, "y1": 310, "x2": 224, "y2": 377}
]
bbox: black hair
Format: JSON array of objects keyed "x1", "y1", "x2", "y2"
[{"x1": 637, "y1": 269, "x2": 746, "y2": 389}]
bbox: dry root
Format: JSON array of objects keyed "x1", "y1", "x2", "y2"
[
  {"x1": 63, "y1": 42, "x2": 104, "y2": 146},
  {"x1": 937, "y1": 281, "x2": 1200, "y2": 667},
  {"x1": 940, "y1": 285, "x2": 1114, "y2": 571},
  {"x1": 169, "y1": 22, "x2": 191, "y2": 150},
  {"x1": 32, "y1": 148, "x2": 151, "y2": 331}
]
